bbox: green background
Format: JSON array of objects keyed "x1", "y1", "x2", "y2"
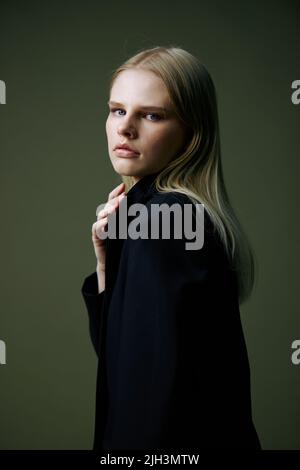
[{"x1": 0, "y1": 0, "x2": 299, "y2": 450}]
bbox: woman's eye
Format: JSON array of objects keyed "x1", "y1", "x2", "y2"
[
  {"x1": 110, "y1": 108, "x2": 162, "y2": 121},
  {"x1": 146, "y1": 113, "x2": 162, "y2": 121},
  {"x1": 110, "y1": 108, "x2": 125, "y2": 116}
]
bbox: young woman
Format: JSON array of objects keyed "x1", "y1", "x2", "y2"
[{"x1": 81, "y1": 45, "x2": 262, "y2": 451}]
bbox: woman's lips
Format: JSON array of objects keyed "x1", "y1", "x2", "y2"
[{"x1": 114, "y1": 148, "x2": 140, "y2": 158}]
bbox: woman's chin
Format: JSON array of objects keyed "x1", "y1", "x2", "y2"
[{"x1": 113, "y1": 158, "x2": 141, "y2": 175}]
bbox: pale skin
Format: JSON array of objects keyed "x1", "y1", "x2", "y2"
[{"x1": 92, "y1": 68, "x2": 189, "y2": 293}]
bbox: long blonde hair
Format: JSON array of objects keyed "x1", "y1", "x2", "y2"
[{"x1": 107, "y1": 45, "x2": 257, "y2": 305}]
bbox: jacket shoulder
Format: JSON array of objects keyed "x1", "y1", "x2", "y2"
[
  {"x1": 127, "y1": 190, "x2": 224, "y2": 261},
  {"x1": 147, "y1": 190, "x2": 230, "y2": 264}
]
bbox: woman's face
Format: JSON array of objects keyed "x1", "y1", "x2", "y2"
[{"x1": 106, "y1": 68, "x2": 189, "y2": 183}]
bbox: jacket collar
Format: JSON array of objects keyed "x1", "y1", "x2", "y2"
[
  {"x1": 125, "y1": 171, "x2": 161, "y2": 205},
  {"x1": 104, "y1": 171, "x2": 160, "y2": 297}
]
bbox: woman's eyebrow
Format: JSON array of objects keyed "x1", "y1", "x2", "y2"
[{"x1": 107, "y1": 100, "x2": 168, "y2": 113}]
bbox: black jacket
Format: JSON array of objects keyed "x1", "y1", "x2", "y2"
[{"x1": 81, "y1": 172, "x2": 261, "y2": 451}]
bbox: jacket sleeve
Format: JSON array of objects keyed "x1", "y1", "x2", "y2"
[
  {"x1": 81, "y1": 271, "x2": 105, "y2": 358},
  {"x1": 104, "y1": 205, "x2": 217, "y2": 450}
]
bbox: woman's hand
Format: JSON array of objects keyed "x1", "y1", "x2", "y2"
[{"x1": 92, "y1": 182, "x2": 126, "y2": 272}]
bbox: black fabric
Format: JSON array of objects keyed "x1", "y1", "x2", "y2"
[{"x1": 81, "y1": 171, "x2": 262, "y2": 450}]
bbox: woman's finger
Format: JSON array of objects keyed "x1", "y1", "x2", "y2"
[
  {"x1": 92, "y1": 217, "x2": 108, "y2": 237},
  {"x1": 98, "y1": 192, "x2": 125, "y2": 219},
  {"x1": 108, "y1": 182, "x2": 125, "y2": 201}
]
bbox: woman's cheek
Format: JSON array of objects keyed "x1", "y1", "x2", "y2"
[{"x1": 147, "y1": 129, "x2": 169, "y2": 150}]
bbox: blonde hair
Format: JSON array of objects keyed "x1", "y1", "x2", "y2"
[{"x1": 107, "y1": 45, "x2": 257, "y2": 305}]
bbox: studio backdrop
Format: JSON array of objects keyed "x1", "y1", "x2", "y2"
[{"x1": 0, "y1": 0, "x2": 299, "y2": 450}]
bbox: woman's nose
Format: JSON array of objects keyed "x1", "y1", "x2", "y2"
[
  {"x1": 117, "y1": 118, "x2": 137, "y2": 138},
  {"x1": 118, "y1": 124, "x2": 136, "y2": 135}
]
